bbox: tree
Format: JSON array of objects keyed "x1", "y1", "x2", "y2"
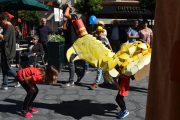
[
  {"x1": 138, "y1": 0, "x2": 156, "y2": 27},
  {"x1": 18, "y1": 10, "x2": 42, "y2": 34},
  {"x1": 18, "y1": 10, "x2": 42, "y2": 23},
  {"x1": 74, "y1": 0, "x2": 103, "y2": 15},
  {"x1": 138, "y1": 0, "x2": 156, "y2": 14},
  {"x1": 74, "y1": 0, "x2": 103, "y2": 33}
]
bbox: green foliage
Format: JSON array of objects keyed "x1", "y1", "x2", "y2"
[
  {"x1": 48, "y1": 35, "x2": 65, "y2": 42},
  {"x1": 138, "y1": 0, "x2": 156, "y2": 13},
  {"x1": 74, "y1": 0, "x2": 103, "y2": 15},
  {"x1": 18, "y1": 10, "x2": 42, "y2": 23}
]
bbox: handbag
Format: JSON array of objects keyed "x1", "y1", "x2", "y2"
[{"x1": 20, "y1": 52, "x2": 33, "y2": 61}]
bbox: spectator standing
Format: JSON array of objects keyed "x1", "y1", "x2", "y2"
[
  {"x1": 0, "y1": 12, "x2": 17, "y2": 90},
  {"x1": 127, "y1": 20, "x2": 139, "y2": 43},
  {"x1": 11, "y1": 18, "x2": 22, "y2": 68},
  {"x1": 107, "y1": 20, "x2": 123, "y2": 52},
  {"x1": 61, "y1": 4, "x2": 84, "y2": 88},
  {"x1": 37, "y1": 18, "x2": 51, "y2": 53},
  {"x1": 138, "y1": 19, "x2": 153, "y2": 47},
  {"x1": 90, "y1": 26, "x2": 113, "y2": 90}
]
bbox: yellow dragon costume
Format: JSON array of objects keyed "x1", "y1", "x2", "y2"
[{"x1": 67, "y1": 18, "x2": 151, "y2": 90}]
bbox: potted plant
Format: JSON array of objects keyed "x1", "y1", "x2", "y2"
[{"x1": 48, "y1": 34, "x2": 65, "y2": 72}]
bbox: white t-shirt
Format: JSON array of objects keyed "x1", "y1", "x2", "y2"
[
  {"x1": 97, "y1": 36, "x2": 110, "y2": 46},
  {"x1": 104, "y1": 29, "x2": 107, "y2": 36}
]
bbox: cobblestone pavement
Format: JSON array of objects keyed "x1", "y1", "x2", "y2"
[{"x1": 0, "y1": 67, "x2": 148, "y2": 120}]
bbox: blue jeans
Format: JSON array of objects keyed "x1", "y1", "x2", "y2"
[
  {"x1": 95, "y1": 68, "x2": 109, "y2": 84},
  {"x1": 83, "y1": 61, "x2": 89, "y2": 71},
  {"x1": 1, "y1": 56, "x2": 16, "y2": 87}
]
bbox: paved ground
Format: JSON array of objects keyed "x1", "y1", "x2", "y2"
[{"x1": 0, "y1": 65, "x2": 149, "y2": 120}]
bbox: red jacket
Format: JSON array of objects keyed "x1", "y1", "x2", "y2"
[{"x1": 16, "y1": 67, "x2": 43, "y2": 85}]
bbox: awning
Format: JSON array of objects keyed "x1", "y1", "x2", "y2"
[{"x1": 0, "y1": 0, "x2": 49, "y2": 12}]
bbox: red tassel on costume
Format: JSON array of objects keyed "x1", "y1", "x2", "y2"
[{"x1": 72, "y1": 16, "x2": 88, "y2": 38}]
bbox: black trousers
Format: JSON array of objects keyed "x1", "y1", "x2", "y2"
[
  {"x1": 15, "y1": 51, "x2": 20, "y2": 64},
  {"x1": 116, "y1": 94, "x2": 126, "y2": 112},
  {"x1": 39, "y1": 41, "x2": 48, "y2": 62},
  {"x1": 39, "y1": 41, "x2": 47, "y2": 53},
  {"x1": 18, "y1": 78, "x2": 38, "y2": 111}
]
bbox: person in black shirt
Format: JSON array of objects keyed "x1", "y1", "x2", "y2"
[
  {"x1": 0, "y1": 12, "x2": 17, "y2": 90},
  {"x1": 37, "y1": 18, "x2": 51, "y2": 53},
  {"x1": 11, "y1": 18, "x2": 22, "y2": 68},
  {"x1": 61, "y1": 4, "x2": 84, "y2": 88}
]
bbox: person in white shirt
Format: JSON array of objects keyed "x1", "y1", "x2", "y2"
[{"x1": 107, "y1": 20, "x2": 123, "y2": 52}]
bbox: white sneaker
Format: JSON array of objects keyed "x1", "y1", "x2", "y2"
[
  {"x1": 0, "y1": 86, "x2": 8, "y2": 90},
  {"x1": 14, "y1": 82, "x2": 21, "y2": 88},
  {"x1": 61, "y1": 82, "x2": 75, "y2": 88}
]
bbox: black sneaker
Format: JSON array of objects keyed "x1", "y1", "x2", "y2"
[
  {"x1": 61, "y1": 82, "x2": 75, "y2": 88},
  {"x1": 76, "y1": 72, "x2": 84, "y2": 83}
]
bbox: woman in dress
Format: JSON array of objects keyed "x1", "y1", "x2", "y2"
[{"x1": 138, "y1": 19, "x2": 153, "y2": 47}]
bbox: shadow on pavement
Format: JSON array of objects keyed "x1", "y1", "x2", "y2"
[
  {"x1": 2, "y1": 99, "x2": 118, "y2": 119},
  {"x1": 98, "y1": 84, "x2": 118, "y2": 90},
  {"x1": 129, "y1": 86, "x2": 148, "y2": 93}
]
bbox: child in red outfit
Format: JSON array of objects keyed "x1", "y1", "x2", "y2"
[
  {"x1": 116, "y1": 75, "x2": 131, "y2": 119},
  {"x1": 16, "y1": 66, "x2": 59, "y2": 118}
]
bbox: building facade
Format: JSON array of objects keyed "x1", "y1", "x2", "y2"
[
  {"x1": 98, "y1": 0, "x2": 152, "y2": 19},
  {"x1": 37, "y1": 0, "x2": 153, "y2": 31}
]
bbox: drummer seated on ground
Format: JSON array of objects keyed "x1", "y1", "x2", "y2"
[{"x1": 20, "y1": 35, "x2": 43, "y2": 68}]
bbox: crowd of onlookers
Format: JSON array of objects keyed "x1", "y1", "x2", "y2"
[{"x1": 95, "y1": 19, "x2": 153, "y2": 53}]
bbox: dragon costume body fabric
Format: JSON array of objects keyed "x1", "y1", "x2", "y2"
[{"x1": 66, "y1": 34, "x2": 152, "y2": 90}]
